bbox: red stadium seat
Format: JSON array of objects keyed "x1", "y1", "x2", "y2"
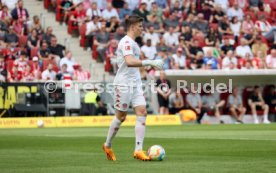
[
  {"x1": 56, "y1": 0, "x2": 64, "y2": 22},
  {"x1": 18, "y1": 36, "x2": 28, "y2": 47},
  {"x1": 30, "y1": 47, "x2": 39, "y2": 59},
  {"x1": 44, "y1": 0, "x2": 50, "y2": 9},
  {"x1": 79, "y1": 23, "x2": 87, "y2": 47},
  {"x1": 67, "y1": 12, "x2": 79, "y2": 35},
  {"x1": 209, "y1": 23, "x2": 218, "y2": 31}
]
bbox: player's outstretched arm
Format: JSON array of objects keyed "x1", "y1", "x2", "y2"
[{"x1": 125, "y1": 55, "x2": 164, "y2": 70}]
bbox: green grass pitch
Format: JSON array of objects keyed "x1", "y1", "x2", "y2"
[{"x1": 1, "y1": 124, "x2": 276, "y2": 173}]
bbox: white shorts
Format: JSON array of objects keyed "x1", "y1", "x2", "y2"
[{"x1": 114, "y1": 85, "x2": 146, "y2": 112}]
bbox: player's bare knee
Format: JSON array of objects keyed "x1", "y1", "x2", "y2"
[
  {"x1": 120, "y1": 116, "x2": 127, "y2": 122},
  {"x1": 137, "y1": 109, "x2": 147, "y2": 117}
]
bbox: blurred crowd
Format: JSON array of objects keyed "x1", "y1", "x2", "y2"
[
  {"x1": 45, "y1": 0, "x2": 276, "y2": 75},
  {"x1": 0, "y1": 0, "x2": 90, "y2": 82},
  {"x1": 1, "y1": 0, "x2": 276, "y2": 81}
]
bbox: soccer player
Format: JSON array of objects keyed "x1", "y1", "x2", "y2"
[{"x1": 102, "y1": 15, "x2": 164, "y2": 161}]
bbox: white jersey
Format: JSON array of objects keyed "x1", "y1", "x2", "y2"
[{"x1": 113, "y1": 35, "x2": 142, "y2": 87}]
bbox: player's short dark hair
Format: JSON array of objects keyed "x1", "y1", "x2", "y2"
[{"x1": 125, "y1": 15, "x2": 144, "y2": 30}]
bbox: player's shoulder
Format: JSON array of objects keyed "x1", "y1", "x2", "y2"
[{"x1": 119, "y1": 35, "x2": 133, "y2": 45}]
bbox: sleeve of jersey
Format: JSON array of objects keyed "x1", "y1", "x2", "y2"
[{"x1": 122, "y1": 41, "x2": 134, "y2": 57}]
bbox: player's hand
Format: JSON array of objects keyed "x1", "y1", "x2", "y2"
[{"x1": 151, "y1": 59, "x2": 164, "y2": 70}]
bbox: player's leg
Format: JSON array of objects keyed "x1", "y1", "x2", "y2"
[
  {"x1": 103, "y1": 86, "x2": 130, "y2": 161},
  {"x1": 102, "y1": 110, "x2": 127, "y2": 161},
  {"x1": 262, "y1": 104, "x2": 270, "y2": 123},
  {"x1": 132, "y1": 87, "x2": 150, "y2": 161},
  {"x1": 133, "y1": 105, "x2": 150, "y2": 161}
]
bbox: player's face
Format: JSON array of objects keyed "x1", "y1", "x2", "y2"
[{"x1": 133, "y1": 22, "x2": 143, "y2": 37}]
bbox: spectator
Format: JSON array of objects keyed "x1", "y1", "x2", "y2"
[
  {"x1": 203, "y1": 49, "x2": 219, "y2": 69},
  {"x1": 11, "y1": 0, "x2": 29, "y2": 22},
  {"x1": 211, "y1": 4, "x2": 225, "y2": 24},
  {"x1": 42, "y1": 27, "x2": 54, "y2": 46},
  {"x1": 59, "y1": 0, "x2": 75, "y2": 25},
  {"x1": 38, "y1": 41, "x2": 54, "y2": 63},
  {"x1": 27, "y1": 29, "x2": 40, "y2": 57},
  {"x1": 180, "y1": 25, "x2": 193, "y2": 45},
  {"x1": 106, "y1": 16, "x2": 119, "y2": 33},
  {"x1": 146, "y1": 15, "x2": 164, "y2": 33},
  {"x1": 69, "y1": 3, "x2": 86, "y2": 26},
  {"x1": 255, "y1": 15, "x2": 276, "y2": 43},
  {"x1": 22, "y1": 64, "x2": 35, "y2": 82},
  {"x1": 143, "y1": 26, "x2": 160, "y2": 47},
  {"x1": 56, "y1": 63, "x2": 71, "y2": 80},
  {"x1": 200, "y1": 2, "x2": 213, "y2": 22},
  {"x1": 205, "y1": 27, "x2": 220, "y2": 47},
  {"x1": 133, "y1": 2, "x2": 149, "y2": 22},
  {"x1": 186, "y1": 86, "x2": 207, "y2": 124},
  {"x1": 86, "y1": 2, "x2": 102, "y2": 20},
  {"x1": 42, "y1": 63, "x2": 56, "y2": 81},
  {"x1": 85, "y1": 16, "x2": 101, "y2": 49},
  {"x1": 155, "y1": 47, "x2": 172, "y2": 70},
  {"x1": 156, "y1": 71, "x2": 172, "y2": 115},
  {"x1": 14, "y1": 51, "x2": 28, "y2": 72},
  {"x1": 266, "y1": 49, "x2": 276, "y2": 69},
  {"x1": 4, "y1": 26, "x2": 18, "y2": 47},
  {"x1": 119, "y1": 2, "x2": 132, "y2": 20},
  {"x1": 190, "y1": 51, "x2": 204, "y2": 70},
  {"x1": 220, "y1": 37, "x2": 235, "y2": 57},
  {"x1": 235, "y1": 38, "x2": 253, "y2": 57},
  {"x1": 252, "y1": 51, "x2": 266, "y2": 69},
  {"x1": 248, "y1": 85, "x2": 270, "y2": 124},
  {"x1": 191, "y1": 13, "x2": 208, "y2": 35},
  {"x1": 227, "y1": 87, "x2": 246, "y2": 123},
  {"x1": 172, "y1": 47, "x2": 186, "y2": 69},
  {"x1": 240, "y1": 52, "x2": 253, "y2": 69},
  {"x1": 94, "y1": 22, "x2": 110, "y2": 62},
  {"x1": 241, "y1": 14, "x2": 255, "y2": 36},
  {"x1": 29, "y1": 15, "x2": 43, "y2": 36},
  {"x1": 230, "y1": 16, "x2": 241, "y2": 37},
  {"x1": 202, "y1": 91, "x2": 225, "y2": 123},
  {"x1": 72, "y1": 63, "x2": 90, "y2": 81},
  {"x1": 164, "y1": 11, "x2": 181, "y2": 32},
  {"x1": 102, "y1": 2, "x2": 119, "y2": 21},
  {"x1": 113, "y1": 26, "x2": 125, "y2": 41},
  {"x1": 31, "y1": 56, "x2": 41, "y2": 80},
  {"x1": 0, "y1": 5, "x2": 11, "y2": 20},
  {"x1": 264, "y1": 85, "x2": 276, "y2": 117},
  {"x1": 169, "y1": 90, "x2": 184, "y2": 114},
  {"x1": 141, "y1": 39, "x2": 157, "y2": 60},
  {"x1": 188, "y1": 39, "x2": 203, "y2": 59},
  {"x1": 222, "y1": 50, "x2": 238, "y2": 70},
  {"x1": 252, "y1": 36, "x2": 269, "y2": 57},
  {"x1": 59, "y1": 50, "x2": 76, "y2": 74},
  {"x1": 7, "y1": 63, "x2": 23, "y2": 82},
  {"x1": 218, "y1": 15, "x2": 233, "y2": 36},
  {"x1": 148, "y1": 2, "x2": 163, "y2": 23},
  {"x1": 49, "y1": 36, "x2": 66, "y2": 59},
  {"x1": 163, "y1": 26, "x2": 179, "y2": 48},
  {"x1": 156, "y1": 37, "x2": 170, "y2": 53},
  {"x1": 227, "y1": 2, "x2": 244, "y2": 21}
]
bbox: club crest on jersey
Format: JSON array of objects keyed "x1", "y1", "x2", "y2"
[{"x1": 125, "y1": 45, "x2": 131, "y2": 50}]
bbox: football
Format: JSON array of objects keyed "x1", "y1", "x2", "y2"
[{"x1": 148, "y1": 145, "x2": 165, "y2": 161}]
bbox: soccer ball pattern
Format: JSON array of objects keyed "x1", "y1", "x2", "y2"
[{"x1": 148, "y1": 145, "x2": 165, "y2": 161}]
